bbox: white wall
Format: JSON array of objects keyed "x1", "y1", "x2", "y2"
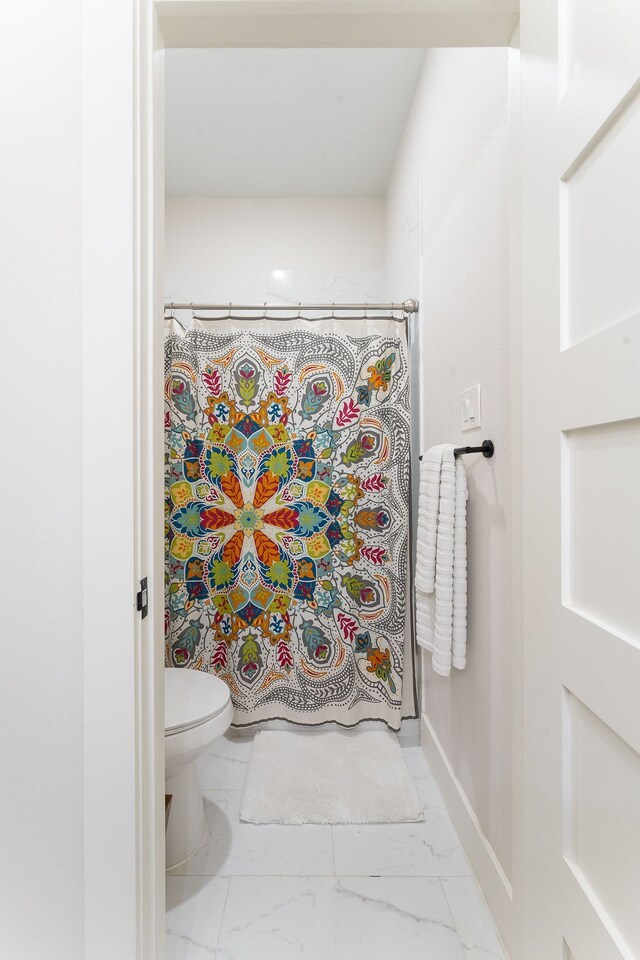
[
  {"x1": 384, "y1": 47, "x2": 513, "y2": 935},
  {"x1": 165, "y1": 49, "x2": 426, "y2": 198},
  {"x1": 165, "y1": 196, "x2": 385, "y2": 304},
  {"x1": 0, "y1": 2, "x2": 84, "y2": 958}
]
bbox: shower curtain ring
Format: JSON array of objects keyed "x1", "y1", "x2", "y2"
[
  {"x1": 191, "y1": 302, "x2": 195, "y2": 319},
  {"x1": 297, "y1": 302, "x2": 302, "y2": 320},
  {"x1": 331, "y1": 302, "x2": 335, "y2": 319},
  {"x1": 227, "y1": 302, "x2": 232, "y2": 319}
]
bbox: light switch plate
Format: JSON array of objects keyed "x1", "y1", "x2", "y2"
[{"x1": 461, "y1": 384, "x2": 481, "y2": 432}]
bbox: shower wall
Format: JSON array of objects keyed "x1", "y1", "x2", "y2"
[
  {"x1": 165, "y1": 196, "x2": 384, "y2": 306},
  {"x1": 384, "y1": 47, "x2": 514, "y2": 943}
]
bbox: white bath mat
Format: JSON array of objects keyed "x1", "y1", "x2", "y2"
[{"x1": 240, "y1": 729, "x2": 424, "y2": 825}]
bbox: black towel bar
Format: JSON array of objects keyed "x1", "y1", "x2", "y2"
[{"x1": 419, "y1": 440, "x2": 494, "y2": 461}]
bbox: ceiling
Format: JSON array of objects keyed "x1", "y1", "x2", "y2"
[{"x1": 165, "y1": 48, "x2": 426, "y2": 197}]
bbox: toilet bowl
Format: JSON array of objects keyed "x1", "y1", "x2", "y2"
[{"x1": 165, "y1": 667, "x2": 233, "y2": 869}]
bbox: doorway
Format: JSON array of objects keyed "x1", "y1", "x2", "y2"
[
  {"x1": 161, "y1": 39, "x2": 512, "y2": 960},
  {"x1": 82, "y1": 5, "x2": 520, "y2": 959}
]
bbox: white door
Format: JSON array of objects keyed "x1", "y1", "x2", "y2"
[{"x1": 520, "y1": 1, "x2": 640, "y2": 958}]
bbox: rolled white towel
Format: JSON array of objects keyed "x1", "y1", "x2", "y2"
[
  {"x1": 414, "y1": 443, "x2": 468, "y2": 674},
  {"x1": 450, "y1": 455, "x2": 468, "y2": 669},
  {"x1": 415, "y1": 593, "x2": 435, "y2": 652},
  {"x1": 415, "y1": 444, "x2": 448, "y2": 594}
]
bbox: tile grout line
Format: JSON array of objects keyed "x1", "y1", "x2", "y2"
[
  {"x1": 437, "y1": 876, "x2": 466, "y2": 956},
  {"x1": 172, "y1": 872, "x2": 476, "y2": 880},
  {"x1": 171, "y1": 871, "x2": 475, "y2": 878},
  {"x1": 330, "y1": 825, "x2": 337, "y2": 876},
  {"x1": 441, "y1": 875, "x2": 510, "y2": 960},
  {"x1": 215, "y1": 876, "x2": 233, "y2": 950}
]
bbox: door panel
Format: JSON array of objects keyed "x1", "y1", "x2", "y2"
[
  {"x1": 564, "y1": 419, "x2": 640, "y2": 640},
  {"x1": 520, "y1": 0, "x2": 640, "y2": 957},
  {"x1": 560, "y1": 317, "x2": 640, "y2": 429},
  {"x1": 562, "y1": 609, "x2": 640, "y2": 756},
  {"x1": 564, "y1": 692, "x2": 640, "y2": 956},
  {"x1": 559, "y1": 0, "x2": 640, "y2": 168},
  {"x1": 561, "y1": 94, "x2": 640, "y2": 345},
  {"x1": 560, "y1": 858, "x2": 630, "y2": 960}
]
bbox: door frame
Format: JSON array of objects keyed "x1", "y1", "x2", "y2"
[
  {"x1": 81, "y1": 3, "x2": 521, "y2": 957},
  {"x1": 82, "y1": 2, "x2": 165, "y2": 956}
]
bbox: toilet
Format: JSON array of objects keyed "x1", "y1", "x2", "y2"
[{"x1": 164, "y1": 667, "x2": 233, "y2": 869}]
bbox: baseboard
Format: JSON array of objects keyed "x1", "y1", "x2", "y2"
[{"x1": 421, "y1": 713, "x2": 513, "y2": 955}]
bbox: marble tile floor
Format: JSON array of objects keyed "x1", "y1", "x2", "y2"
[{"x1": 166, "y1": 732, "x2": 509, "y2": 960}]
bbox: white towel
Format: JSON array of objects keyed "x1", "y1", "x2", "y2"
[{"x1": 415, "y1": 445, "x2": 468, "y2": 676}]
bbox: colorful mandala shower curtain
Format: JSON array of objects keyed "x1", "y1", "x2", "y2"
[{"x1": 164, "y1": 316, "x2": 416, "y2": 730}]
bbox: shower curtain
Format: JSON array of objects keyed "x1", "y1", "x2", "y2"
[{"x1": 164, "y1": 315, "x2": 416, "y2": 730}]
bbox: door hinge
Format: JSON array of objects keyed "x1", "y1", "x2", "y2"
[{"x1": 136, "y1": 577, "x2": 148, "y2": 619}]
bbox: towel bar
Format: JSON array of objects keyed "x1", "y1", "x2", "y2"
[{"x1": 419, "y1": 440, "x2": 494, "y2": 461}]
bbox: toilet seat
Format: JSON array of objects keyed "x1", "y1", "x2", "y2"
[{"x1": 165, "y1": 667, "x2": 231, "y2": 737}]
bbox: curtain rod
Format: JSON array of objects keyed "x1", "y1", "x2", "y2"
[{"x1": 164, "y1": 299, "x2": 419, "y2": 315}]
